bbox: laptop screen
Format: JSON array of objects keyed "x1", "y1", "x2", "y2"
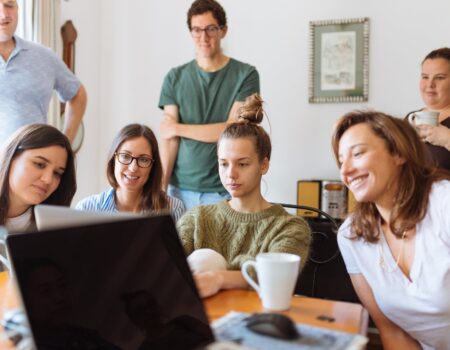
[
  {"x1": 6, "y1": 215, "x2": 214, "y2": 350},
  {"x1": 34, "y1": 204, "x2": 143, "y2": 231}
]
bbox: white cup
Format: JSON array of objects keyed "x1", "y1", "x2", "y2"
[
  {"x1": 408, "y1": 111, "x2": 439, "y2": 126},
  {"x1": 241, "y1": 252, "x2": 300, "y2": 311}
]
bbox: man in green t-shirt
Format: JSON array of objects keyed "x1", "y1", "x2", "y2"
[{"x1": 158, "y1": 0, "x2": 260, "y2": 210}]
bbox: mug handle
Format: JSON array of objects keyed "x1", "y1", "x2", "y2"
[
  {"x1": 408, "y1": 113, "x2": 416, "y2": 125},
  {"x1": 241, "y1": 260, "x2": 260, "y2": 295}
]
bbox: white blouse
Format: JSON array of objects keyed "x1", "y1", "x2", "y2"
[{"x1": 338, "y1": 180, "x2": 450, "y2": 350}]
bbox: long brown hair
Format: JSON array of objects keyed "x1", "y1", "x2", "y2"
[
  {"x1": 219, "y1": 93, "x2": 271, "y2": 162},
  {"x1": 331, "y1": 110, "x2": 450, "y2": 242},
  {"x1": 106, "y1": 124, "x2": 168, "y2": 212},
  {"x1": 0, "y1": 124, "x2": 76, "y2": 225}
]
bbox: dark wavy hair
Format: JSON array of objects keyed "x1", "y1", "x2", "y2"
[
  {"x1": 187, "y1": 0, "x2": 227, "y2": 30},
  {"x1": 331, "y1": 110, "x2": 450, "y2": 242},
  {"x1": 0, "y1": 124, "x2": 76, "y2": 225},
  {"x1": 422, "y1": 47, "x2": 450, "y2": 64},
  {"x1": 106, "y1": 124, "x2": 168, "y2": 212},
  {"x1": 219, "y1": 93, "x2": 271, "y2": 162}
]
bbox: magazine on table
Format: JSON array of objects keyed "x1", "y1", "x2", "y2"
[{"x1": 211, "y1": 312, "x2": 368, "y2": 350}]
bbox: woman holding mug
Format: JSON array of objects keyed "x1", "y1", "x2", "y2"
[
  {"x1": 0, "y1": 124, "x2": 76, "y2": 232},
  {"x1": 333, "y1": 110, "x2": 450, "y2": 349},
  {"x1": 76, "y1": 124, "x2": 185, "y2": 221},
  {"x1": 177, "y1": 94, "x2": 311, "y2": 298},
  {"x1": 407, "y1": 47, "x2": 450, "y2": 171}
]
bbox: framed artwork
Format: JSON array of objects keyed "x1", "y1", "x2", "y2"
[{"x1": 309, "y1": 17, "x2": 369, "y2": 103}]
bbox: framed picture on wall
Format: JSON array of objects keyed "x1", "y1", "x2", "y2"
[{"x1": 309, "y1": 17, "x2": 369, "y2": 103}]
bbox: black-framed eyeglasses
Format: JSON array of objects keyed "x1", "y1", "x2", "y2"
[
  {"x1": 190, "y1": 25, "x2": 223, "y2": 38},
  {"x1": 115, "y1": 152, "x2": 154, "y2": 168}
]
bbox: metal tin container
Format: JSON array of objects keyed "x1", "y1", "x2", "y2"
[{"x1": 321, "y1": 181, "x2": 347, "y2": 219}]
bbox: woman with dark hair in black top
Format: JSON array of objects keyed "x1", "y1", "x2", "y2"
[{"x1": 407, "y1": 47, "x2": 450, "y2": 171}]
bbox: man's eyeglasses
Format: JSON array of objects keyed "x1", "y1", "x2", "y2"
[
  {"x1": 115, "y1": 152, "x2": 154, "y2": 168},
  {"x1": 190, "y1": 25, "x2": 223, "y2": 38}
]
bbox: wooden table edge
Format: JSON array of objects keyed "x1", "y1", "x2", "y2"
[{"x1": 204, "y1": 290, "x2": 369, "y2": 335}]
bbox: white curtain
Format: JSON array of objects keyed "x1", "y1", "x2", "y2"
[
  {"x1": 16, "y1": 0, "x2": 33, "y2": 39},
  {"x1": 17, "y1": 0, "x2": 62, "y2": 128}
]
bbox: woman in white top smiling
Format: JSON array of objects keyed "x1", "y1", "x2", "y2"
[
  {"x1": 0, "y1": 124, "x2": 76, "y2": 233},
  {"x1": 332, "y1": 110, "x2": 450, "y2": 350}
]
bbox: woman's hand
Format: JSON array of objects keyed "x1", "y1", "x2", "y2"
[
  {"x1": 192, "y1": 270, "x2": 249, "y2": 298},
  {"x1": 193, "y1": 271, "x2": 224, "y2": 298},
  {"x1": 417, "y1": 124, "x2": 450, "y2": 150}
]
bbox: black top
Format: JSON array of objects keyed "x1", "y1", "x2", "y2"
[
  {"x1": 405, "y1": 111, "x2": 450, "y2": 171},
  {"x1": 427, "y1": 116, "x2": 450, "y2": 171}
]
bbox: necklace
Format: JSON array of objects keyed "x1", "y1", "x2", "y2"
[{"x1": 378, "y1": 230, "x2": 407, "y2": 273}]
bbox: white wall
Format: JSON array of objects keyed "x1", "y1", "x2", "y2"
[
  {"x1": 60, "y1": 0, "x2": 102, "y2": 204},
  {"x1": 62, "y1": 0, "x2": 450, "y2": 205}
]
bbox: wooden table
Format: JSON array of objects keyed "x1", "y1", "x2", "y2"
[
  {"x1": 204, "y1": 289, "x2": 368, "y2": 335},
  {"x1": 0, "y1": 272, "x2": 368, "y2": 348},
  {"x1": 0, "y1": 272, "x2": 19, "y2": 349}
]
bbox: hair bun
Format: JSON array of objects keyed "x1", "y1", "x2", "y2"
[{"x1": 237, "y1": 93, "x2": 264, "y2": 124}]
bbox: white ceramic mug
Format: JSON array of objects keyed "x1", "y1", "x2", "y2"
[
  {"x1": 408, "y1": 111, "x2": 439, "y2": 126},
  {"x1": 241, "y1": 252, "x2": 300, "y2": 311}
]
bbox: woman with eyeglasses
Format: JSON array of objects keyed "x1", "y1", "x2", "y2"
[{"x1": 76, "y1": 124, "x2": 185, "y2": 221}]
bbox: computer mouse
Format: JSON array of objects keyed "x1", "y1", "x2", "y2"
[{"x1": 245, "y1": 313, "x2": 300, "y2": 340}]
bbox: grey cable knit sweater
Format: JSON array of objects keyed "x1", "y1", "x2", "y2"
[{"x1": 177, "y1": 200, "x2": 311, "y2": 271}]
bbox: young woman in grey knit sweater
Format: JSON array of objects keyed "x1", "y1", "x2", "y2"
[{"x1": 177, "y1": 93, "x2": 311, "y2": 298}]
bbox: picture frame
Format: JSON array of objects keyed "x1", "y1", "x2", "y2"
[{"x1": 309, "y1": 17, "x2": 369, "y2": 103}]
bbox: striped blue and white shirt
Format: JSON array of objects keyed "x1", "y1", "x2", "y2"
[{"x1": 75, "y1": 188, "x2": 186, "y2": 222}]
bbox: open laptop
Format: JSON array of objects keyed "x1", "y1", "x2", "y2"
[{"x1": 5, "y1": 215, "x2": 216, "y2": 350}]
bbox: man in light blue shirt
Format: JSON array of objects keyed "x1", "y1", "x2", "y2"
[{"x1": 0, "y1": 0, "x2": 86, "y2": 145}]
